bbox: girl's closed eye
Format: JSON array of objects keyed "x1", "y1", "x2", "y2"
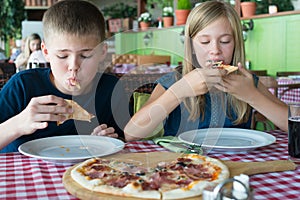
[
  {"x1": 80, "y1": 53, "x2": 93, "y2": 59},
  {"x1": 220, "y1": 40, "x2": 231, "y2": 44},
  {"x1": 57, "y1": 54, "x2": 68, "y2": 59},
  {"x1": 200, "y1": 41, "x2": 210, "y2": 44}
]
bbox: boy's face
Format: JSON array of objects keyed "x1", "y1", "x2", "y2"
[{"x1": 41, "y1": 33, "x2": 106, "y2": 95}]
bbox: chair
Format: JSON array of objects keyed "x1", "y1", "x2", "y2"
[
  {"x1": 276, "y1": 71, "x2": 300, "y2": 77},
  {"x1": 251, "y1": 76, "x2": 279, "y2": 130},
  {"x1": 249, "y1": 70, "x2": 268, "y2": 76},
  {"x1": 112, "y1": 54, "x2": 138, "y2": 65},
  {"x1": 112, "y1": 54, "x2": 171, "y2": 66},
  {"x1": 116, "y1": 73, "x2": 167, "y2": 98},
  {"x1": 0, "y1": 62, "x2": 16, "y2": 75},
  {"x1": 0, "y1": 63, "x2": 16, "y2": 90}
]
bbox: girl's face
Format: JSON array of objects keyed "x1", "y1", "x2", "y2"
[
  {"x1": 192, "y1": 17, "x2": 235, "y2": 68},
  {"x1": 41, "y1": 34, "x2": 106, "y2": 95},
  {"x1": 29, "y1": 39, "x2": 41, "y2": 52}
]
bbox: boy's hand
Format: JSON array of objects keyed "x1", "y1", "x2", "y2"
[
  {"x1": 16, "y1": 95, "x2": 72, "y2": 135},
  {"x1": 91, "y1": 124, "x2": 118, "y2": 138}
]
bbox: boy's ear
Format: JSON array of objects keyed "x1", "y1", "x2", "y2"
[
  {"x1": 41, "y1": 42, "x2": 50, "y2": 62},
  {"x1": 99, "y1": 42, "x2": 108, "y2": 59}
]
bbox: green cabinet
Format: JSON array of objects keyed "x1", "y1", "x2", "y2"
[
  {"x1": 115, "y1": 14, "x2": 300, "y2": 75},
  {"x1": 115, "y1": 27, "x2": 185, "y2": 65},
  {"x1": 245, "y1": 14, "x2": 300, "y2": 75}
]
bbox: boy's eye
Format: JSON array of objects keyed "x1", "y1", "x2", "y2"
[{"x1": 80, "y1": 54, "x2": 93, "y2": 59}]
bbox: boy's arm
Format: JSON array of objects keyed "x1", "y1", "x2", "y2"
[{"x1": 0, "y1": 95, "x2": 72, "y2": 150}]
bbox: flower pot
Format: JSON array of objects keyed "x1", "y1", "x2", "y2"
[
  {"x1": 163, "y1": 16, "x2": 173, "y2": 28},
  {"x1": 139, "y1": 21, "x2": 150, "y2": 31},
  {"x1": 175, "y1": 9, "x2": 190, "y2": 25},
  {"x1": 241, "y1": 2, "x2": 256, "y2": 18}
]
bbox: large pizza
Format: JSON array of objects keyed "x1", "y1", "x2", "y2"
[{"x1": 69, "y1": 153, "x2": 229, "y2": 199}]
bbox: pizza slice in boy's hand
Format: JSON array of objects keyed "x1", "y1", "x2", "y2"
[{"x1": 57, "y1": 99, "x2": 95, "y2": 125}]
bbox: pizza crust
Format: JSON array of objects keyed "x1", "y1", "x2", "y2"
[
  {"x1": 57, "y1": 99, "x2": 95, "y2": 125},
  {"x1": 161, "y1": 154, "x2": 229, "y2": 200}
]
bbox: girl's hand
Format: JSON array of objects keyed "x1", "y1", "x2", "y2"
[
  {"x1": 91, "y1": 124, "x2": 118, "y2": 138},
  {"x1": 173, "y1": 68, "x2": 224, "y2": 99},
  {"x1": 215, "y1": 63, "x2": 256, "y2": 102},
  {"x1": 14, "y1": 95, "x2": 72, "y2": 136}
]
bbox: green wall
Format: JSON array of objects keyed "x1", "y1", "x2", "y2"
[
  {"x1": 244, "y1": 14, "x2": 300, "y2": 76},
  {"x1": 115, "y1": 14, "x2": 300, "y2": 75}
]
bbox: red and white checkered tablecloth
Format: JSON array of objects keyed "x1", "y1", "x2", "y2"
[
  {"x1": 277, "y1": 78, "x2": 300, "y2": 103},
  {"x1": 0, "y1": 130, "x2": 299, "y2": 199}
]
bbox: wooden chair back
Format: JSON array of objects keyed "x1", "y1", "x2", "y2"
[
  {"x1": 0, "y1": 63, "x2": 16, "y2": 90},
  {"x1": 259, "y1": 76, "x2": 278, "y2": 97},
  {"x1": 276, "y1": 71, "x2": 300, "y2": 77},
  {"x1": 251, "y1": 76, "x2": 278, "y2": 130},
  {"x1": 112, "y1": 54, "x2": 138, "y2": 65},
  {"x1": 112, "y1": 54, "x2": 171, "y2": 66},
  {"x1": 249, "y1": 70, "x2": 268, "y2": 76},
  {"x1": 0, "y1": 62, "x2": 16, "y2": 75}
]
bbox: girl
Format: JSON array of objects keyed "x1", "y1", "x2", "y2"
[{"x1": 124, "y1": 1, "x2": 287, "y2": 141}]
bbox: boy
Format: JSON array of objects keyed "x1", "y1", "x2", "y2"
[{"x1": 0, "y1": 0, "x2": 128, "y2": 152}]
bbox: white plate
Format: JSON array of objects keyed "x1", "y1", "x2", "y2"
[
  {"x1": 178, "y1": 128, "x2": 276, "y2": 152},
  {"x1": 18, "y1": 135, "x2": 125, "y2": 163}
]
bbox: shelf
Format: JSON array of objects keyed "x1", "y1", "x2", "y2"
[
  {"x1": 25, "y1": 6, "x2": 48, "y2": 10},
  {"x1": 241, "y1": 10, "x2": 300, "y2": 20}
]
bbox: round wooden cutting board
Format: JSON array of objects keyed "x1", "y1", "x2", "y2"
[{"x1": 62, "y1": 152, "x2": 204, "y2": 200}]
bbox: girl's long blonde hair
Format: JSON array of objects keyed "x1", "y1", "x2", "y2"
[{"x1": 182, "y1": 1, "x2": 251, "y2": 124}]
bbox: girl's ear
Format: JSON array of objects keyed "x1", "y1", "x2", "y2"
[{"x1": 41, "y1": 41, "x2": 50, "y2": 62}]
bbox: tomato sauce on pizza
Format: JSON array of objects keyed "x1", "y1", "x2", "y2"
[{"x1": 70, "y1": 154, "x2": 229, "y2": 199}]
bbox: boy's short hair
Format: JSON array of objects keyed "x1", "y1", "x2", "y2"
[{"x1": 42, "y1": 0, "x2": 105, "y2": 43}]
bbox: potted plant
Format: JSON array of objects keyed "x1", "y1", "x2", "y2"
[
  {"x1": 138, "y1": 12, "x2": 152, "y2": 30},
  {"x1": 102, "y1": 3, "x2": 137, "y2": 33},
  {"x1": 162, "y1": 6, "x2": 174, "y2": 27},
  {"x1": 0, "y1": 0, "x2": 25, "y2": 56},
  {"x1": 241, "y1": 0, "x2": 257, "y2": 17},
  {"x1": 175, "y1": 0, "x2": 192, "y2": 25}
]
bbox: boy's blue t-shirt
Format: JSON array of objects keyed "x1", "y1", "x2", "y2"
[
  {"x1": 0, "y1": 68, "x2": 128, "y2": 153},
  {"x1": 156, "y1": 72, "x2": 256, "y2": 136}
]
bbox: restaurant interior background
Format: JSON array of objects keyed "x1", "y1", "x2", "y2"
[{"x1": 0, "y1": 0, "x2": 300, "y2": 76}]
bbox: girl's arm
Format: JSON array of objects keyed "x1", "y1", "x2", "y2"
[
  {"x1": 124, "y1": 68, "x2": 224, "y2": 141},
  {"x1": 218, "y1": 65, "x2": 288, "y2": 131}
]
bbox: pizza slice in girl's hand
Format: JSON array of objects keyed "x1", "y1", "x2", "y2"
[
  {"x1": 212, "y1": 61, "x2": 238, "y2": 74},
  {"x1": 57, "y1": 99, "x2": 95, "y2": 125}
]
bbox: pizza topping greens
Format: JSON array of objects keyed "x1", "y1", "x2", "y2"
[{"x1": 71, "y1": 154, "x2": 229, "y2": 199}]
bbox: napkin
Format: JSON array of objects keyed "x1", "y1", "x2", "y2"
[
  {"x1": 223, "y1": 160, "x2": 297, "y2": 177},
  {"x1": 153, "y1": 136, "x2": 203, "y2": 154}
]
